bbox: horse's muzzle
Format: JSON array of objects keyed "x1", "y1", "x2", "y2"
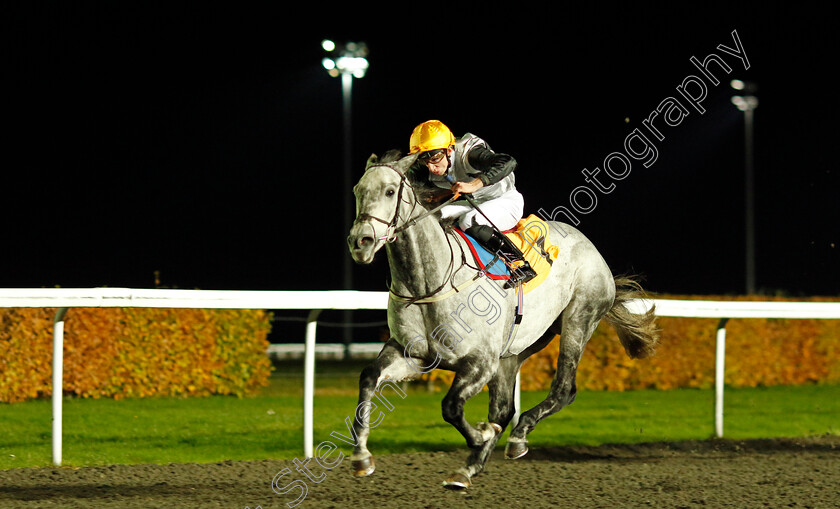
[{"x1": 347, "y1": 223, "x2": 378, "y2": 264}]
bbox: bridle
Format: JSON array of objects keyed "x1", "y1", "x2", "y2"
[
  {"x1": 353, "y1": 163, "x2": 478, "y2": 305},
  {"x1": 354, "y1": 164, "x2": 458, "y2": 243},
  {"x1": 353, "y1": 161, "x2": 525, "y2": 349}
]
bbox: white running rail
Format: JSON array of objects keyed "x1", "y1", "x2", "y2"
[
  {"x1": 0, "y1": 288, "x2": 388, "y2": 465},
  {"x1": 1, "y1": 288, "x2": 838, "y2": 464}
]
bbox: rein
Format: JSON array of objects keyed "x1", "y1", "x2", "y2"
[
  {"x1": 355, "y1": 164, "x2": 470, "y2": 306},
  {"x1": 354, "y1": 161, "x2": 525, "y2": 351},
  {"x1": 356, "y1": 164, "x2": 459, "y2": 243}
]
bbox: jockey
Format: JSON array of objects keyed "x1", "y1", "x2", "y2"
[{"x1": 408, "y1": 119, "x2": 537, "y2": 288}]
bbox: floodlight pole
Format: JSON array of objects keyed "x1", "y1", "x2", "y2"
[
  {"x1": 743, "y1": 104, "x2": 756, "y2": 295},
  {"x1": 341, "y1": 72, "x2": 354, "y2": 350},
  {"x1": 322, "y1": 40, "x2": 369, "y2": 353},
  {"x1": 731, "y1": 81, "x2": 758, "y2": 295}
]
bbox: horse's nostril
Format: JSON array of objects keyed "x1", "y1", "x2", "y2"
[{"x1": 358, "y1": 236, "x2": 374, "y2": 248}]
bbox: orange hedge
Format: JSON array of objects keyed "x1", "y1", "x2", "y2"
[
  {"x1": 426, "y1": 295, "x2": 840, "y2": 391},
  {"x1": 0, "y1": 307, "x2": 273, "y2": 403}
]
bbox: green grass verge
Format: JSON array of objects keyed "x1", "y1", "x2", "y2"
[{"x1": 1, "y1": 362, "x2": 838, "y2": 470}]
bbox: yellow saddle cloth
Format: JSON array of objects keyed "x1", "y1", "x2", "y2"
[{"x1": 505, "y1": 214, "x2": 560, "y2": 294}]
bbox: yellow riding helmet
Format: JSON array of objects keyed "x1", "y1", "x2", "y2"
[{"x1": 409, "y1": 120, "x2": 455, "y2": 154}]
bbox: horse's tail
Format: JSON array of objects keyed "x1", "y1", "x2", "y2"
[{"x1": 604, "y1": 276, "x2": 660, "y2": 359}]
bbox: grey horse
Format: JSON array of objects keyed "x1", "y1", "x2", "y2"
[{"x1": 346, "y1": 150, "x2": 659, "y2": 489}]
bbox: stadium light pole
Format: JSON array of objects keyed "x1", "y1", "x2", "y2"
[
  {"x1": 731, "y1": 79, "x2": 758, "y2": 295},
  {"x1": 322, "y1": 40, "x2": 369, "y2": 351}
]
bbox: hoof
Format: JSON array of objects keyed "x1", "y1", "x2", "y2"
[
  {"x1": 505, "y1": 440, "x2": 529, "y2": 460},
  {"x1": 352, "y1": 456, "x2": 375, "y2": 477},
  {"x1": 442, "y1": 472, "x2": 471, "y2": 490},
  {"x1": 476, "y1": 422, "x2": 504, "y2": 442}
]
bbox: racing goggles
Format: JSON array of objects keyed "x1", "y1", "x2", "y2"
[{"x1": 418, "y1": 149, "x2": 447, "y2": 165}]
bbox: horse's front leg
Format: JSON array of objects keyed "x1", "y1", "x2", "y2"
[
  {"x1": 458, "y1": 355, "x2": 520, "y2": 482},
  {"x1": 351, "y1": 338, "x2": 419, "y2": 477},
  {"x1": 440, "y1": 354, "x2": 499, "y2": 489}
]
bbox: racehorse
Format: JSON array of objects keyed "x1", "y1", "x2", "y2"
[{"x1": 346, "y1": 150, "x2": 659, "y2": 489}]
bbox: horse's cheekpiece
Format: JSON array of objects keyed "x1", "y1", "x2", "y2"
[{"x1": 455, "y1": 214, "x2": 560, "y2": 294}]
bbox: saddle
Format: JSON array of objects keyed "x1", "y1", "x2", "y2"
[{"x1": 454, "y1": 214, "x2": 560, "y2": 294}]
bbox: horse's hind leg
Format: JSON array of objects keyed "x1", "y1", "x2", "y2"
[
  {"x1": 350, "y1": 338, "x2": 418, "y2": 477},
  {"x1": 506, "y1": 301, "x2": 606, "y2": 459}
]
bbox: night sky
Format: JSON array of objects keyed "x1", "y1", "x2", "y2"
[{"x1": 5, "y1": 4, "x2": 838, "y2": 303}]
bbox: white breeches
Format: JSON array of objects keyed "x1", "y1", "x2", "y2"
[{"x1": 440, "y1": 189, "x2": 524, "y2": 231}]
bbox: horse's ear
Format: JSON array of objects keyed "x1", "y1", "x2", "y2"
[
  {"x1": 395, "y1": 152, "x2": 419, "y2": 173},
  {"x1": 365, "y1": 154, "x2": 379, "y2": 169}
]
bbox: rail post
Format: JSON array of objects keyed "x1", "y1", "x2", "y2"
[
  {"x1": 715, "y1": 318, "x2": 729, "y2": 438},
  {"x1": 52, "y1": 307, "x2": 69, "y2": 466},
  {"x1": 303, "y1": 309, "x2": 323, "y2": 458}
]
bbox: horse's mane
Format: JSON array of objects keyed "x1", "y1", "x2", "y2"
[{"x1": 379, "y1": 149, "x2": 403, "y2": 164}]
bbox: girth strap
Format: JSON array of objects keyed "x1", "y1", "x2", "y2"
[{"x1": 389, "y1": 273, "x2": 482, "y2": 305}]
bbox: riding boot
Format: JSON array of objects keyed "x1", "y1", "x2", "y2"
[{"x1": 464, "y1": 225, "x2": 538, "y2": 288}]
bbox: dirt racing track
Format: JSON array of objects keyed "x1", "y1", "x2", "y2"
[{"x1": 1, "y1": 436, "x2": 838, "y2": 508}]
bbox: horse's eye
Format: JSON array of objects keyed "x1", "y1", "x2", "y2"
[{"x1": 385, "y1": 189, "x2": 395, "y2": 197}]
